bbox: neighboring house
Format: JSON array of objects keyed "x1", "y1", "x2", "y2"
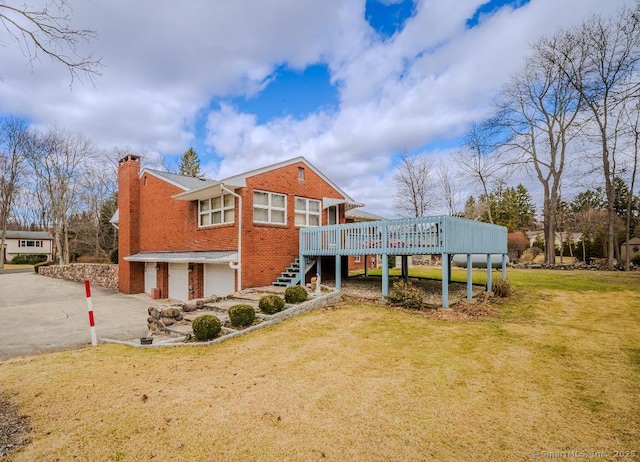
[
  {"x1": 526, "y1": 230, "x2": 583, "y2": 249},
  {"x1": 115, "y1": 154, "x2": 364, "y2": 301},
  {"x1": 2, "y1": 230, "x2": 55, "y2": 263},
  {"x1": 620, "y1": 236, "x2": 640, "y2": 262}
]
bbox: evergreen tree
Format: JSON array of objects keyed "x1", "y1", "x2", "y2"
[
  {"x1": 478, "y1": 184, "x2": 536, "y2": 232},
  {"x1": 178, "y1": 147, "x2": 201, "y2": 177}
]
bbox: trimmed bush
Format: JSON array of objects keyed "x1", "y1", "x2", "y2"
[
  {"x1": 110, "y1": 248, "x2": 118, "y2": 264},
  {"x1": 11, "y1": 254, "x2": 47, "y2": 265},
  {"x1": 228, "y1": 304, "x2": 256, "y2": 327},
  {"x1": 259, "y1": 295, "x2": 285, "y2": 314},
  {"x1": 492, "y1": 279, "x2": 512, "y2": 298},
  {"x1": 191, "y1": 315, "x2": 222, "y2": 341},
  {"x1": 387, "y1": 281, "x2": 424, "y2": 310},
  {"x1": 631, "y1": 254, "x2": 640, "y2": 266},
  {"x1": 284, "y1": 285, "x2": 308, "y2": 304}
]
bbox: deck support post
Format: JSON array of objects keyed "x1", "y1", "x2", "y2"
[
  {"x1": 486, "y1": 254, "x2": 493, "y2": 292},
  {"x1": 382, "y1": 254, "x2": 389, "y2": 297},
  {"x1": 502, "y1": 254, "x2": 507, "y2": 280},
  {"x1": 402, "y1": 255, "x2": 409, "y2": 283},
  {"x1": 364, "y1": 254, "x2": 368, "y2": 276},
  {"x1": 466, "y1": 254, "x2": 473, "y2": 300},
  {"x1": 335, "y1": 255, "x2": 341, "y2": 291},
  {"x1": 442, "y1": 253, "x2": 449, "y2": 309},
  {"x1": 299, "y1": 255, "x2": 306, "y2": 287},
  {"x1": 316, "y1": 258, "x2": 322, "y2": 294}
]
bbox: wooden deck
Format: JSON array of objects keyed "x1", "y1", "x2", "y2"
[{"x1": 299, "y1": 216, "x2": 508, "y2": 308}]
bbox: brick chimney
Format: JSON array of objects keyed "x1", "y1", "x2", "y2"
[{"x1": 118, "y1": 154, "x2": 145, "y2": 294}]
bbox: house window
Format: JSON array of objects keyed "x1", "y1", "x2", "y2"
[
  {"x1": 199, "y1": 194, "x2": 235, "y2": 227},
  {"x1": 298, "y1": 167, "x2": 305, "y2": 181},
  {"x1": 294, "y1": 197, "x2": 321, "y2": 226},
  {"x1": 253, "y1": 190, "x2": 286, "y2": 224},
  {"x1": 20, "y1": 240, "x2": 40, "y2": 247},
  {"x1": 354, "y1": 255, "x2": 361, "y2": 263}
]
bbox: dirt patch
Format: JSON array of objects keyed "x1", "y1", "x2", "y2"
[
  {"x1": 340, "y1": 276, "x2": 496, "y2": 321},
  {"x1": 0, "y1": 393, "x2": 30, "y2": 457}
]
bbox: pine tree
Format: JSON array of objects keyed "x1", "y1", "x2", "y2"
[{"x1": 178, "y1": 147, "x2": 201, "y2": 177}]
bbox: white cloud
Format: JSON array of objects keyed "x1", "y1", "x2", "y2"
[{"x1": 0, "y1": 0, "x2": 630, "y2": 219}]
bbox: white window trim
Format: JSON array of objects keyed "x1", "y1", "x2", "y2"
[
  {"x1": 253, "y1": 190, "x2": 287, "y2": 225},
  {"x1": 294, "y1": 196, "x2": 321, "y2": 227},
  {"x1": 199, "y1": 193, "x2": 235, "y2": 228},
  {"x1": 20, "y1": 240, "x2": 41, "y2": 247},
  {"x1": 354, "y1": 255, "x2": 361, "y2": 263}
]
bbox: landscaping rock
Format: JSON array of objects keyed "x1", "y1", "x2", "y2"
[
  {"x1": 160, "y1": 307, "x2": 181, "y2": 318},
  {"x1": 38, "y1": 263, "x2": 118, "y2": 290}
]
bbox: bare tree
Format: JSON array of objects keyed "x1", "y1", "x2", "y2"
[
  {"x1": 392, "y1": 152, "x2": 436, "y2": 217},
  {"x1": 454, "y1": 121, "x2": 507, "y2": 223},
  {"x1": 496, "y1": 35, "x2": 582, "y2": 265},
  {"x1": 77, "y1": 150, "x2": 118, "y2": 258},
  {"x1": 0, "y1": 0, "x2": 101, "y2": 84},
  {"x1": 539, "y1": 2, "x2": 640, "y2": 268},
  {"x1": 27, "y1": 127, "x2": 95, "y2": 264},
  {"x1": 437, "y1": 160, "x2": 460, "y2": 216},
  {"x1": 0, "y1": 117, "x2": 29, "y2": 267},
  {"x1": 622, "y1": 98, "x2": 640, "y2": 270}
]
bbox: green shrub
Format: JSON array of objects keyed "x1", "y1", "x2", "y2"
[
  {"x1": 191, "y1": 315, "x2": 222, "y2": 341},
  {"x1": 492, "y1": 279, "x2": 513, "y2": 298},
  {"x1": 258, "y1": 295, "x2": 285, "y2": 314},
  {"x1": 387, "y1": 280, "x2": 424, "y2": 310},
  {"x1": 228, "y1": 304, "x2": 256, "y2": 327},
  {"x1": 631, "y1": 255, "x2": 640, "y2": 266},
  {"x1": 110, "y1": 248, "x2": 118, "y2": 264},
  {"x1": 11, "y1": 254, "x2": 47, "y2": 265},
  {"x1": 284, "y1": 285, "x2": 308, "y2": 304}
]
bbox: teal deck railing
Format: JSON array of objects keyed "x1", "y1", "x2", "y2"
[{"x1": 299, "y1": 216, "x2": 507, "y2": 257}]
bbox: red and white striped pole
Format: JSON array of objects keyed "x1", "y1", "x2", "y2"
[{"x1": 84, "y1": 279, "x2": 98, "y2": 346}]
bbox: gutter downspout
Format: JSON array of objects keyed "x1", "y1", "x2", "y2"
[{"x1": 221, "y1": 184, "x2": 242, "y2": 291}]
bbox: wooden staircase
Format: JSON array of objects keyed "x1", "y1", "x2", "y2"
[{"x1": 272, "y1": 257, "x2": 316, "y2": 287}]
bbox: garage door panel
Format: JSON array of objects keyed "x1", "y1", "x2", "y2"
[
  {"x1": 204, "y1": 264, "x2": 235, "y2": 297},
  {"x1": 168, "y1": 263, "x2": 189, "y2": 301},
  {"x1": 144, "y1": 262, "x2": 157, "y2": 294}
]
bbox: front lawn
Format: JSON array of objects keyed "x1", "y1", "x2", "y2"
[{"x1": 1, "y1": 269, "x2": 638, "y2": 461}]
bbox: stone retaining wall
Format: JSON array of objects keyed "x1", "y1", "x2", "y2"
[{"x1": 38, "y1": 263, "x2": 118, "y2": 290}]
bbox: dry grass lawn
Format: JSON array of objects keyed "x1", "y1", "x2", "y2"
[{"x1": 1, "y1": 269, "x2": 639, "y2": 461}]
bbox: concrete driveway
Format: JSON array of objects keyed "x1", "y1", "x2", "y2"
[{"x1": 0, "y1": 272, "x2": 151, "y2": 360}]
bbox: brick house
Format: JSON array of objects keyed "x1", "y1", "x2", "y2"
[{"x1": 115, "y1": 154, "x2": 364, "y2": 301}]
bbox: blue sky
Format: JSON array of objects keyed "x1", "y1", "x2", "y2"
[{"x1": 0, "y1": 0, "x2": 626, "y2": 217}]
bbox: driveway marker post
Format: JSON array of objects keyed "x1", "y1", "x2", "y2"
[{"x1": 84, "y1": 279, "x2": 98, "y2": 346}]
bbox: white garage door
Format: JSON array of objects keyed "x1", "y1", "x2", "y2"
[
  {"x1": 144, "y1": 262, "x2": 157, "y2": 294},
  {"x1": 204, "y1": 264, "x2": 235, "y2": 297},
  {"x1": 168, "y1": 263, "x2": 189, "y2": 301}
]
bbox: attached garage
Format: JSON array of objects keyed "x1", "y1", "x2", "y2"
[
  {"x1": 124, "y1": 251, "x2": 239, "y2": 301},
  {"x1": 204, "y1": 263, "x2": 235, "y2": 297}
]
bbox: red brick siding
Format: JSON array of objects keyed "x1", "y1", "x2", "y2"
[
  {"x1": 189, "y1": 263, "x2": 204, "y2": 299},
  {"x1": 241, "y1": 162, "x2": 345, "y2": 288},
  {"x1": 117, "y1": 157, "x2": 144, "y2": 294},
  {"x1": 138, "y1": 173, "x2": 237, "y2": 252},
  {"x1": 157, "y1": 263, "x2": 169, "y2": 299}
]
